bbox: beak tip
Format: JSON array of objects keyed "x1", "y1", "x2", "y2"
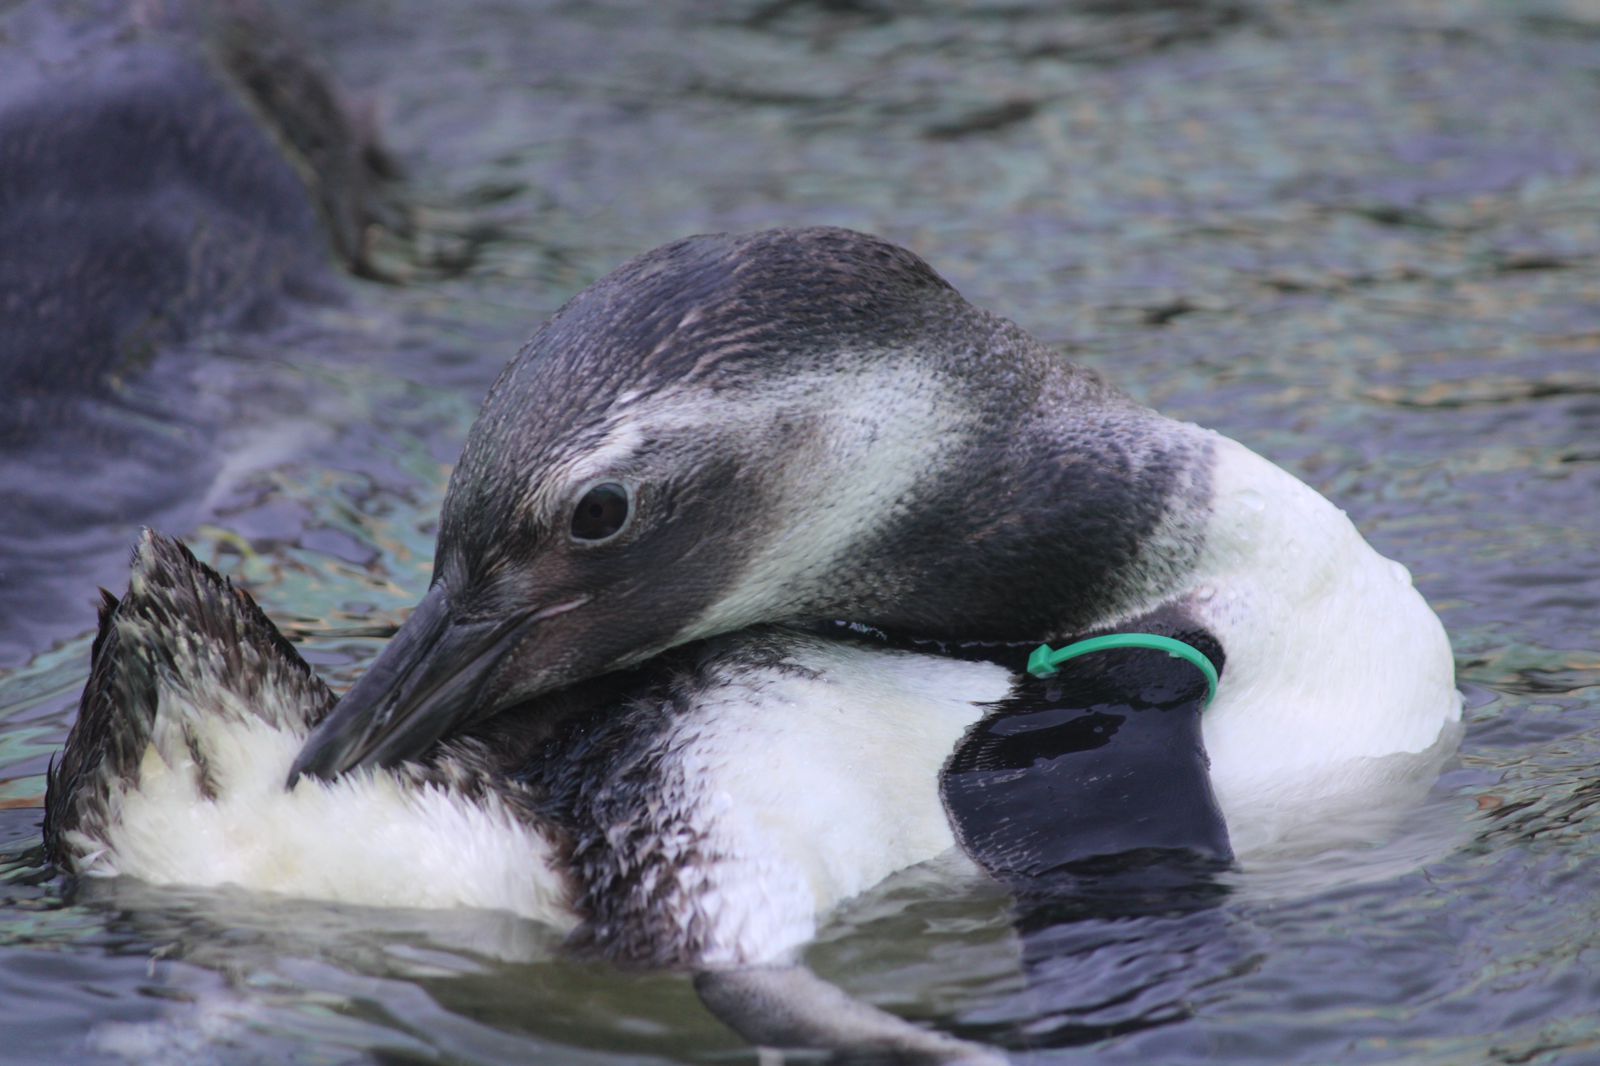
[
  {"x1": 287, "y1": 706, "x2": 377, "y2": 789},
  {"x1": 284, "y1": 741, "x2": 334, "y2": 790}
]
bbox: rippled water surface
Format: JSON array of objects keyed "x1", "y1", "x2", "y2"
[{"x1": 3, "y1": 0, "x2": 1598, "y2": 1062}]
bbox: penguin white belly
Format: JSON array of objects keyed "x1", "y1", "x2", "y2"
[
  {"x1": 1191, "y1": 433, "x2": 1462, "y2": 854},
  {"x1": 648, "y1": 640, "x2": 1011, "y2": 965},
  {"x1": 72, "y1": 700, "x2": 574, "y2": 927}
]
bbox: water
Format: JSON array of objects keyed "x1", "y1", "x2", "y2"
[{"x1": 3, "y1": 0, "x2": 1599, "y2": 1061}]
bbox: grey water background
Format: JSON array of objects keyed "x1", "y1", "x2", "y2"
[{"x1": 2, "y1": 0, "x2": 1599, "y2": 1061}]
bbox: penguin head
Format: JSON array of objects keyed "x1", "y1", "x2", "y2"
[{"x1": 290, "y1": 228, "x2": 1198, "y2": 781}]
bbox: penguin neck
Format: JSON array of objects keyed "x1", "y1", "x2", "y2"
[
  {"x1": 686, "y1": 354, "x2": 1216, "y2": 645},
  {"x1": 820, "y1": 377, "x2": 1218, "y2": 643}
]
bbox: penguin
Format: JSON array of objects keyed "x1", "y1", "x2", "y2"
[
  {"x1": 44, "y1": 225, "x2": 1462, "y2": 1056},
  {"x1": 288, "y1": 226, "x2": 1461, "y2": 856}
]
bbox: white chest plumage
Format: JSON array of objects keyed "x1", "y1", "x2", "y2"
[
  {"x1": 621, "y1": 640, "x2": 1011, "y2": 965},
  {"x1": 71, "y1": 689, "x2": 574, "y2": 927}
]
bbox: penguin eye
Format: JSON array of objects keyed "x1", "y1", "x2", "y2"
[{"x1": 570, "y1": 481, "x2": 632, "y2": 543}]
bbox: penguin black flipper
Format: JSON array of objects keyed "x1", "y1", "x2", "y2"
[{"x1": 939, "y1": 625, "x2": 1232, "y2": 892}]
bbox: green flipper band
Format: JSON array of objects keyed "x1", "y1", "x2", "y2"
[{"x1": 1026, "y1": 633, "x2": 1219, "y2": 706}]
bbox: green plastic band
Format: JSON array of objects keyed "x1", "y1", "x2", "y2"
[{"x1": 1026, "y1": 633, "x2": 1219, "y2": 706}]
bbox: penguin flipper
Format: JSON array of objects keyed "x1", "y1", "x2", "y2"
[{"x1": 941, "y1": 631, "x2": 1232, "y2": 889}]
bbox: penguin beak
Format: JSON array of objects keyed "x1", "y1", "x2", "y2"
[{"x1": 285, "y1": 584, "x2": 582, "y2": 785}]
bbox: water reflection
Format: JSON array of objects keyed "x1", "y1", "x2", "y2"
[{"x1": 2, "y1": 0, "x2": 1599, "y2": 1060}]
